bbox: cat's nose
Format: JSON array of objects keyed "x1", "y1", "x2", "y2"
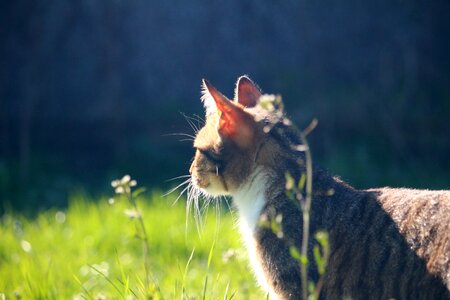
[{"x1": 189, "y1": 164, "x2": 194, "y2": 175}]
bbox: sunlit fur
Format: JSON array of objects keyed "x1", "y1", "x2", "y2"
[
  {"x1": 187, "y1": 77, "x2": 450, "y2": 299},
  {"x1": 190, "y1": 112, "x2": 267, "y2": 195},
  {"x1": 188, "y1": 80, "x2": 303, "y2": 297}
]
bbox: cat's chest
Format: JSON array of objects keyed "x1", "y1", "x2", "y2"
[
  {"x1": 232, "y1": 171, "x2": 267, "y2": 241},
  {"x1": 232, "y1": 175, "x2": 273, "y2": 295},
  {"x1": 233, "y1": 192, "x2": 265, "y2": 235}
]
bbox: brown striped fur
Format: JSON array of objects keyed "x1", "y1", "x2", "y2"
[{"x1": 189, "y1": 76, "x2": 450, "y2": 299}]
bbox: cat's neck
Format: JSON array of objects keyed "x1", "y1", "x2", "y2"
[
  {"x1": 231, "y1": 167, "x2": 272, "y2": 294},
  {"x1": 232, "y1": 167, "x2": 268, "y2": 233},
  {"x1": 232, "y1": 164, "x2": 356, "y2": 233}
]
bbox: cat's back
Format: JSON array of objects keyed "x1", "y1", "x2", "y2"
[
  {"x1": 324, "y1": 186, "x2": 450, "y2": 299},
  {"x1": 370, "y1": 187, "x2": 450, "y2": 290}
]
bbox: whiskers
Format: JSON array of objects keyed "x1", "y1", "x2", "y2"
[
  {"x1": 162, "y1": 132, "x2": 196, "y2": 142},
  {"x1": 181, "y1": 113, "x2": 204, "y2": 134},
  {"x1": 163, "y1": 114, "x2": 204, "y2": 144},
  {"x1": 164, "y1": 176, "x2": 191, "y2": 202},
  {"x1": 164, "y1": 174, "x2": 222, "y2": 234},
  {"x1": 163, "y1": 113, "x2": 222, "y2": 234}
]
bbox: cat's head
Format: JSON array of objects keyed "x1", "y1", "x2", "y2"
[{"x1": 189, "y1": 76, "x2": 283, "y2": 196}]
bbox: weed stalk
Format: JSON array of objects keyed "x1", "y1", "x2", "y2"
[{"x1": 111, "y1": 175, "x2": 151, "y2": 296}]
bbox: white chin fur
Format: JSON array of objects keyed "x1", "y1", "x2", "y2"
[{"x1": 200, "y1": 185, "x2": 230, "y2": 196}]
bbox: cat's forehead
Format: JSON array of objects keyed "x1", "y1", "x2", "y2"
[{"x1": 194, "y1": 114, "x2": 221, "y2": 149}]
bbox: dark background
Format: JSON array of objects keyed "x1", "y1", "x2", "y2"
[{"x1": 1, "y1": 1, "x2": 449, "y2": 211}]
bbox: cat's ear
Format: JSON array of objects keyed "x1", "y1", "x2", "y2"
[
  {"x1": 202, "y1": 79, "x2": 256, "y2": 148},
  {"x1": 201, "y1": 80, "x2": 219, "y2": 116},
  {"x1": 235, "y1": 75, "x2": 262, "y2": 108}
]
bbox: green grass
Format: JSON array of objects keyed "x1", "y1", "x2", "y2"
[{"x1": 0, "y1": 191, "x2": 263, "y2": 299}]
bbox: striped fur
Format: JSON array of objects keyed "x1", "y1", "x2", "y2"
[
  {"x1": 256, "y1": 119, "x2": 450, "y2": 299},
  {"x1": 190, "y1": 77, "x2": 450, "y2": 299}
]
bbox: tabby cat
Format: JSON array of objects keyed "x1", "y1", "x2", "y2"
[{"x1": 188, "y1": 76, "x2": 450, "y2": 299}]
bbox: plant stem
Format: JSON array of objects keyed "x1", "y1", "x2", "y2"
[
  {"x1": 298, "y1": 119, "x2": 316, "y2": 300},
  {"x1": 127, "y1": 192, "x2": 151, "y2": 293}
]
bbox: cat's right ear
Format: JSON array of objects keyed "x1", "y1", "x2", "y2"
[{"x1": 235, "y1": 75, "x2": 262, "y2": 108}]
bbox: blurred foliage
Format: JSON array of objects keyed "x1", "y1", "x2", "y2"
[{"x1": 1, "y1": 0, "x2": 449, "y2": 210}]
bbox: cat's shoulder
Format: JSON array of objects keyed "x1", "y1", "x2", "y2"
[{"x1": 366, "y1": 186, "x2": 450, "y2": 203}]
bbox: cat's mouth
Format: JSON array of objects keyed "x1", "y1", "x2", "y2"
[
  {"x1": 191, "y1": 174, "x2": 210, "y2": 189},
  {"x1": 191, "y1": 171, "x2": 230, "y2": 196}
]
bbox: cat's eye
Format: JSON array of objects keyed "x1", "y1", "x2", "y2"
[{"x1": 197, "y1": 148, "x2": 223, "y2": 164}]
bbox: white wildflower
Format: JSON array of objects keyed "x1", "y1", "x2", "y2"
[
  {"x1": 111, "y1": 179, "x2": 120, "y2": 188},
  {"x1": 21, "y1": 240, "x2": 32, "y2": 253},
  {"x1": 115, "y1": 186, "x2": 125, "y2": 194},
  {"x1": 124, "y1": 209, "x2": 141, "y2": 219},
  {"x1": 55, "y1": 211, "x2": 66, "y2": 223},
  {"x1": 121, "y1": 175, "x2": 131, "y2": 184}
]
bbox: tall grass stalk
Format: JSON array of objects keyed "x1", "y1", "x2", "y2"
[
  {"x1": 298, "y1": 119, "x2": 318, "y2": 300},
  {"x1": 259, "y1": 95, "x2": 328, "y2": 299},
  {"x1": 111, "y1": 175, "x2": 151, "y2": 295}
]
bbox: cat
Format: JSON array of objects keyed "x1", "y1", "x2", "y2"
[{"x1": 188, "y1": 75, "x2": 450, "y2": 299}]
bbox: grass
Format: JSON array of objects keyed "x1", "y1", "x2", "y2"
[{"x1": 0, "y1": 191, "x2": 264, "y2": 299}]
